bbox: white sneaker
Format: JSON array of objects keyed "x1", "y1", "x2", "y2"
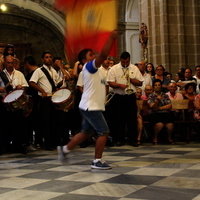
[{"x1": 57, "y1": 146, "x2": 68, "y2": 163}]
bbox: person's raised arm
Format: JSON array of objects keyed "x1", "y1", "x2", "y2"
[{"x1": 95, "y1": 31, "x2": 118, "y2": 68}]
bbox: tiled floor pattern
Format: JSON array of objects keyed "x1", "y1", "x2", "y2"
[{"x1": 0, "y1": 142, "x2": 200, "y2": 200}]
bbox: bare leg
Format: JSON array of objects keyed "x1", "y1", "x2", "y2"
[
  {"x1": 67, "y1": 132, "x2": 89, "y2": 150},
  {"x1": 153, "y1": 122, "x2": 164, "y2": 143},
  {"x1": 95, "y1": 135, "x2": 108, "y2": 159},
  {"x1": 165, "y1": 123, "x2": 174, "y2": 142},
  {"x1": 137, "y1": 116, "x2": 143, "y2": 143}
]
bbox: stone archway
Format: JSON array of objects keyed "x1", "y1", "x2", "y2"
[{"x1": 0, "y1": 2, "x2": 66, "y2": 64}]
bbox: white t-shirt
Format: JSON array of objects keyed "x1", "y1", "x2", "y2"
[
  {"x1": 107, "y1": 63, "x2": 144, "y2": 95},
  {"x1": 79, "y1": 60, "x2": 106, "y2": 111}
]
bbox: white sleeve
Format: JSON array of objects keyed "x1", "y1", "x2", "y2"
[
  {"x1": 29, "y1": 68, "x2": 41, "y2": 83},
  {"x1": 77, "y1": 72, "x2": 83, "y2": 87}
]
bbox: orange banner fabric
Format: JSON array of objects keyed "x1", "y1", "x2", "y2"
[{"x1": 55, "y1": 0, "x2": 118, "y2": 63}]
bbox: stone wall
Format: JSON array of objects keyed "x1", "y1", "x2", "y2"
[{"x1": 139, "y1": 0, "x2": 200, "y2": 75}]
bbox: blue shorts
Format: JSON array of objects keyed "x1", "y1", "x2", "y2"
[{"x1": 80, "y1": 109, "x2": 109, "y2": 136}]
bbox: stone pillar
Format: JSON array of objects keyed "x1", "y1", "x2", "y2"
[
  {"x1": 118, "y1": 0, "x2": 140, "y2": 64},
  {"x1": 139, "y1": 0, "x2": 200, "y2": 75}
]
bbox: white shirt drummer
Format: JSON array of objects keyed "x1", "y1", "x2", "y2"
[
  {"x1": 29, "y1": 64, "x2": 62, "y2": 96},
  {"x1": 0, "y1": 68, "x2": 28, "y2": 97}
]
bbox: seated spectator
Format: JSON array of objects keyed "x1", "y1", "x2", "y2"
[
  {"x1": 178, "y1": 67, "x2": 186, "y2": 75},
  {"x1": 194, "y1": 93, "x2": 200, "y2": 121},
  {"x1": 182, "y1": 82, "x2": 196, "y2": 121},
  {"x1": 175, "y1": 72, "x2": 185, "y2": 83},
  {"x1": 183, "y1": 82, "x2": 196, "y2": 101},
  {"x1": 136, "y1": 88, "x2": 142, "y2": 100},
  {"x1": 148, "y1": 79, "x2": 174, "y2": 144},
  {"x1": 193, "y1": 66, "x2": 200, "y2": 94},
  {"x1": 152, "y1": 65, "x2": 171, "y2": 93},
  {"x1": 177, "y1": 68, "x2": 197, "y2": 92},
  {"x1": 137, "y1": 87, "x2": 153, "y2": 144},
  {"x1": 141, "y1": 85, "x2": 153, "y2": 100},
  {"x1": 166, "y1": 82, "x2": 183, "y2": 120},
  {"x1": 174, "y1": 72, "x2": 185, "y2": 92},
  {"x1": 166, "y1": 72, "x2": 175, "y2": 82}
]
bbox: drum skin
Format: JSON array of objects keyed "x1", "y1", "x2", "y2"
[
  {"x1": 51, "y1": 88, "x2": 74, "y2": 111},
  {"x1": 2, "y1": 89, "x2": 33, "y2": 117}
]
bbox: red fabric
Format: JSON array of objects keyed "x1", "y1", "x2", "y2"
[{"x1": 54, "y1": 0, "x2": 118, "y2": 64}]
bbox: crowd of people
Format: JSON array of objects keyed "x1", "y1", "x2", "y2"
[{"x1": 0, "y1": 40, "x2": 200, "y2": 169}]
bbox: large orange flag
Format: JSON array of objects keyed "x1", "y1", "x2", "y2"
[{"x1": 55, "y1": 0, "x2": 118, "y2": 64}]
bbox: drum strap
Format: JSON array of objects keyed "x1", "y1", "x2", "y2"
[
  {"x1": 0, "y1": 71, "x2": 13, "y2": 93},
  {"x1": 41, "y1": 67, "x2": 56, "y2": 92}
]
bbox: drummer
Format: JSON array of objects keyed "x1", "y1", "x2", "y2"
[
  {"x1": 29, "y1": 52, "x2": 69, "y2": 151},
  {"x1": 0, "y1": 55, "x2": 29, "y2": 154}
]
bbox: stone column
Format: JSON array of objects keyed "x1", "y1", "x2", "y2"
[
  {"x1": 118, "y1": 0, "x2": 140, "y2": 64},
  {"x1": 139, "y1": 0, "x2": 200, "y2": 74}
]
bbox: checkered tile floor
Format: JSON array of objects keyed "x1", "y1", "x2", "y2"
[{"x1": 1, "y1": 142, "x2": 200, "y2": 200}]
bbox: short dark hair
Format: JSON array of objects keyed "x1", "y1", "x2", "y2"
[
  {"x1": 24, "y1": 55, "x2": 36, "y2": 65},
  {"x1": 195, "y1": 66, "x2": 200, "y2": 70},
  {"x1": 153, "y1": 79, "x2": 162, "y2": 87},
  {"x1": 176, "y1": 72, "x2": 184, "y2": 80},
  {"x1": 185, "y1": 68, "x2": 192, "y2": 73},
  {"x1": 77, "y1": 49, "x2": 93, "y2": 65},
  {"x1": 53, "y1": 57, "x2": 62, "y2": 63},
  {"x1": 41, "y1": 51, "x2": 51, "y2": 59},
  {"x1": 120, "y1": 51, "x2": 130, "y2": 60},
  {"x1": 185, "y1": 82, "x2": 196, "y2": 92}
]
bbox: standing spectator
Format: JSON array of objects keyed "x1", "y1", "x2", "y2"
[
  {"x1": 109, "y1": 58, "x2": 115, "y2": 67},
  {"x1": 137, "y1": 61, "x2": 152, "y2": 94},
  {"x1": 145, "y1": 63, "x2": 155, "y2": 77}
]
